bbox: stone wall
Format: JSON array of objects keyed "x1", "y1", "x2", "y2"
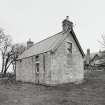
[
  {"x1": 16, "y1": 52, "x2": 51, "y2": 84},
  {"x1": 50, "y1": 32, "x2": 84, "y2": 85},
  {"x1": 43, "y1": 52, "x2": 51, "y2": 84},
  {"x1": 37, "y1": 52, "x2": 51, "y2": 84},
  {"x1": 16, "y1": 57, "x2": 35, "y2": 83}
]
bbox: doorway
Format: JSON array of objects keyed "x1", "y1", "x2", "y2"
[{"x1": 35, "y1": 63, "x2": 40, "y2": 84}]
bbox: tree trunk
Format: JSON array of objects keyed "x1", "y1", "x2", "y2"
[
  {"x1": 14, "y1": 61, "x2": 16, "y2": 74},
  {"x1": 1, "y1": 55, "x2": 5, "y2": 73}
]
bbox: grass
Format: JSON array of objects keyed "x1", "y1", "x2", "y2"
[{"x1": 0, "y1": 70, "x2": 105, "y2": 105}]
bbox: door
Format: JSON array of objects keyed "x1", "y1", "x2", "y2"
[{"x1": 35, "y1": 63, "x2": 40, "y2": 84}]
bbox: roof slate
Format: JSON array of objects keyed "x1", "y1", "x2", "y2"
[
  {"x1": 18, "y1": 32, "x2": 65, "y2": 59},
  {"x1": 18, "y1": 30, "x2": 84, "y2": 59}
]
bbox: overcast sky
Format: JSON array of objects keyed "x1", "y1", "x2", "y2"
[{"x1": 0, "y1": 0, "x2": 105, "y2": 53}]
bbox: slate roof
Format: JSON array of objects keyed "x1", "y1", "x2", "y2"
[{"x1": 18, "y1": 30, "x2": 84, "y2": 59}]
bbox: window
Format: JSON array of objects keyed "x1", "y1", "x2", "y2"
[
  {"x1": 36, "y1": 63, "x2": 39, "y2": 73},
  {"x1": 66, "y1": 42, "x2": 72, "y2": 54},
  {"x1": 20, "y1": 59, "x2": 22, "y2": 63},
  {"x1": 35, "y1": 55, "x2": 39, "y2": 61}
]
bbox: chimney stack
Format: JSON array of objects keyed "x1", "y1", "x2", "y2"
[
  {"x1": 86, "y1": 49, "x2": 90, "y2": 65},
  {"x1": 87, "y1": 49, "x2": 90, "y2": 56},
  {"x1": 27, "y1": 38, "x2": 34, "y2": 49},
  {"x1": 62, "y1": 16, "x2": 73, "y2": 32}
]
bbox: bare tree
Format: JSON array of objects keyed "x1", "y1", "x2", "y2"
[
  {"x1": 98, "y1": 35, "x2": 105, "y2": 49},
  {"x1": 0, "y1": 28, "x2": 26, "y2": 76},
  {"x1": 0, "y1": 29, "x2": 12, "y2": 75},
  {"x1": 10, "y1": 43, "x2": 26, "y2": 74}
]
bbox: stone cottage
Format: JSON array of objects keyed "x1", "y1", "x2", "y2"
[{"x1": 16, "y1": 16, "x2": 85, "y2": 85}]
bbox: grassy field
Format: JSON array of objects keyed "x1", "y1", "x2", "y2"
[{"x1": 0, "y1": 70, "x2": 105, "y2": 105}]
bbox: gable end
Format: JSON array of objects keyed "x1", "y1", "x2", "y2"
[{"x1": 70, "y1": 30, "x2": 85, "y2": 57}]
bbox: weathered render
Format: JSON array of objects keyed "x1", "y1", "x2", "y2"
[
  {"x1": 16, "y1": 16, "x2": 85, "y2": 85},
  {"x1": 50, "y1": 32, "x2": 84, "y2": 84}
]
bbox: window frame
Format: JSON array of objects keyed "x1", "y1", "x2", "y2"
[{"x1": 65, "y1": 41, "x2": 72, "y2": 54}]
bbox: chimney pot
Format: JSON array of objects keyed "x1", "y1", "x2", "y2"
[{"x1": 66, "y1": 16, "x2": 69, "y2": 20}]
